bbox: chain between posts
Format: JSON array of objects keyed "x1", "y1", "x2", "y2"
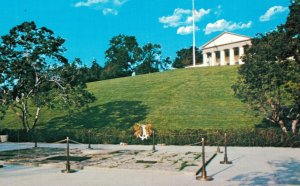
[
  {"x1": 28, "y1": 129, "x2": 226, "y2": 146},
  {"x1": 54, "y1": 139, "x2": 68, "y2": 144}
]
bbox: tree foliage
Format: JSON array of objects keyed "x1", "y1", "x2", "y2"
[
  {"x1": 102, "y1": 35, "x2": 140, "y2": 79},
  {"x1": 172, "y1": 47, "x2": 202, "y2": 68},
  {"x1": 233, "y1": 1, "x2": 300, "y2": 133},
  {"x1": 135, "y1": 43, "x2": 161, "y2": 75},
  {"x1": 102, "y1": 35, "x2": 172, "y2": 78},
  {"x1": 83, "y1": 59, "x2": 103, "y2": 82},
  {"x1": 90, "y1": 59, "x2": 103, "y2": 81},
  {"x1": 0, "y1": 21, "x2": 95, "y2": 132}
]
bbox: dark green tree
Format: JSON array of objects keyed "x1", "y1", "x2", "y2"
[
  {"x1": 0, "y1": 22, "x2": 95, "y2": 132},
  {"x1": 172, "y1": 47, "x2": 202, "y2": 68},
  {"x1": 103, "y1": 35, "x2": 141, "y2": 79},
  {"x1": 233, "y1": 1, "x2": 300, "y2": 133},
  {"x1": 285, "y1": 0, "x2": 300, "y2": 63},
  {"x1": 0, "y1": 93, "x2": 8, "y2": 120},
  {"x1": 87, "y1": 59, "x2": 103, "y2": 82},
  {"x1": 135, "y1": 43, "x2": 161, "y2": 75},
  {"x1": 160, "y1": 57, "x2": 173, "y2": 71}
]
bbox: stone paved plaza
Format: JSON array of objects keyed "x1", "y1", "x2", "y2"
[{"x1": 0, "y1": 143, "x2": 300, "y2": 186}]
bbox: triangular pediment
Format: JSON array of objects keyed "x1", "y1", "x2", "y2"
[{"x1": 202, "y1": 32, "x2": 251, "y2": 49}]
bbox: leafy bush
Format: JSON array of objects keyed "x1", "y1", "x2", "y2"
[{"x1": 1, "y1": 128, "x2": 299, "y2": 147}]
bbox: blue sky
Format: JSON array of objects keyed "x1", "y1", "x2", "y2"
[{"x1": 0, "y1": 0, "x2": 290, "y2": 66}]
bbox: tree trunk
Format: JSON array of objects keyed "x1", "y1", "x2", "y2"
[
  {"x1": 279, "y1": 120, "x2": 287, "y2": 133},
  {"x1": 21, "y1": 101, "x2": 30, "y2": 132},
  {"x1": 291, "y1": 119, "x2": 298, "y2": 134},
  {"x1": 31, "y1": 107, "x2": 41, "y2": 130}
]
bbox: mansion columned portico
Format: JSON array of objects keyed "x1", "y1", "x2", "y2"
[{"x1": 201, "y1": 32, "x2": 252, "y2": 66}]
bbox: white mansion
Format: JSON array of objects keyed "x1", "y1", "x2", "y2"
[{"x1": 199, "y1": 32, "x2": 252, "y2": 67}]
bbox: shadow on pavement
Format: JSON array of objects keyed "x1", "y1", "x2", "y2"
[
  {"x1": 211, "y1": 165, "x2": 234, "y2": 177},
  {"x1": 228, "y1": 158, "x2": 300, "y2": 185}
]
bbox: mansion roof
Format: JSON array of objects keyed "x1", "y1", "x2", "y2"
[{"x1": 202, "y1": 32, "x2": 251, "y2": 50}]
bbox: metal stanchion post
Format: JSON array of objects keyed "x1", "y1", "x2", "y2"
[
  {"x1": 196, "y1": 138, "x2": 213, "y2": 181},
  {"x1": 33, "y1": 130, "x2": 37, "y2": 148},
  {"x1": 88, "y1": 130, "x2": 92, "y2": 149},
  {"x1": 66, "y1": 137, "x2": 70, "y2": 172},
  {"x1": 216, "y1": 145, "x2": 222, "y2": 153},
  {"x1": 61, "y1": 137, "x2": 76, "y2": 173},
  {"x1": 216, "y1": 131, "x2": 222, "y2": 153},
  {"x1": 152, "y1": 130, "x2": 156, "y2": 152},
  {"x1": 220, "y1": 133, "x2": 232, "y2": 164}
]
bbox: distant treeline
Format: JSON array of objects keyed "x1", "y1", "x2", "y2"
[{"x1": 77, "y1": 34, "x2": 202, "y2": 82}]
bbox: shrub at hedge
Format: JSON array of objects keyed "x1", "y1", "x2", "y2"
[{"x1": 0, "y1": 128, "x2": 299, "y2": 147}]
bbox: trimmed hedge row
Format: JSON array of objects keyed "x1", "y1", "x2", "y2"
[{"x1": 1, "y1": 128, "x2": 299, "y2": 147}]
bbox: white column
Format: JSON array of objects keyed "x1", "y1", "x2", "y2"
[
  {"x1": 229, "y1": 48, "x2": 235, "y2": 65},
  {"x1": 220, "y1": 50, "x2": 225, "y2": 66},
  {"x1": 203, "y1": 53, "x2": 208, "y2": 66},
  {"x1": 211, "y1": 52, "x2": 216, "y2": 66},
  {"x1": 238, "y1": 46, "x2": 245, "y2": 64}
]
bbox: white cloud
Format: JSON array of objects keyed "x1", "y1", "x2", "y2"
[
  {"x1": 159, "y1": 8, "x2": 210, "y2": 35},
  {"x1": 75, "y1": 0, "x2": 108, "y2": 7},
  {"x1": 214, "y1": 5, "x2": 222, "y2": 16},
  {"x1": 159, "y1": 8, "x2": 191, "y2": 28},
  {"x1": 113, "y1": 0, "x2": 127, "y2": 6},
  {"x1": 159, "y1": 15, "x2": 181, "y2": 28},
  {"x1": 174, "y1": 8, "x2": 191, "y2": 15},
  {"x1": 204, "y1": 19, "x2": 252, "y2": 35},
  {"x1": 177, "y1": 26, "x2": 199, "y2": 35},
  {"x1": 75, "y1": 0, "x2": 127, "y2": 16},
  {"x1": 103, "y1": 8, "x2": 118, "y2": 15},
  {"x1": 185, "y1": 8, "x2": 211, "y2": 24},
  {"x1": 259, "y1": 6, "x2": 288, "y2": 22}
]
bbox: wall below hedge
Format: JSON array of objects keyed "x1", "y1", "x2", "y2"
[{"x1": 1, "y1": 128, "x2": 299, "y2": 147}]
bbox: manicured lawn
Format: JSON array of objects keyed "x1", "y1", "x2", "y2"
[{"x1": 0, "y1": 66, "x2": 262, "y2": 132}]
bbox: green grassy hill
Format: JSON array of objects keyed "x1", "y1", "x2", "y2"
[{"x1": 1, "y1": 66, "x2": 262, "y2": 131}]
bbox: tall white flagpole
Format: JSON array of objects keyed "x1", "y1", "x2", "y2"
[{"x1": 192, "y1": 0, "x2": 196, "y2": 66}]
